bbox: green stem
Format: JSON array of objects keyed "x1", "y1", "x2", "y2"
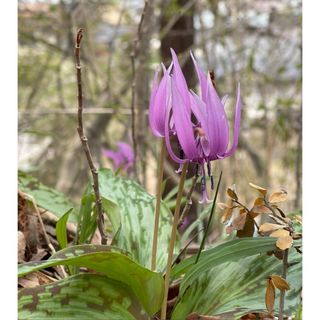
[
  {"x1": 151, "y1": 138, "x2": 166, "y2": 271},
  {"x1": 195, "y1": 171, "x2": 222, "y2": 264},
  {"x1": 160, "y1": 162, "x2": 189, "y2": 320}
]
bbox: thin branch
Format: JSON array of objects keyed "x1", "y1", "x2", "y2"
[{"x1": 74, "y1": 28, "x2": 107, "y2": 245}]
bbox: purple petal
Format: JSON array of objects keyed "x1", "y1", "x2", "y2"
[
  {"x1": 117, "y1": 142, "x2": 134, "y2": 164},
  {"x1": 190, "y1": 51, "x2": 208, "y2": 102},
  {"x1": 170, "y1": 48, "x2": 190, "y2": 111},
  {"x1": 205, "y1": 73, "x2": 229, "y2": 157},
  {"x1": 221, "y1": 83, "x2": 241, "y2": 158},
  {"x1": 171, "y1": 78, "x2": 198, "y2": 160},
  {"x1": 149, "y1": 64, "x2": 173, "y2": 137},
  {"x1": 102, "y1": 149, "x2": 123, "y2": 168}
]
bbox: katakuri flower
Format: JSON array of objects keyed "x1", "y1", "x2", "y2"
[
  {"x1": 165, "y1": 49, "x2": 242, "y2": 203},
  {"x1": 102, "y1": 141, "x2": 134, "y2": 172}
]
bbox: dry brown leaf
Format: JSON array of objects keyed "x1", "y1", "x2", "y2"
[
  {"x1": 269, "y1": 191, "x2": 287, "y2": 204},
  {"x1": 270, "y1": 275, "x2": 290, "y2": 290},
  {"x1": 251, "y1": 205, "x2": 271, "y2": 214},
  {"x1": 186, "y1": 312, "x2": 220, "y2": 320},
  {"x1": 270, "y1": 229, "x2": 290, "y2": 238},
  {"x1": 265, "y1": 278, "x2": 275, "y2": 315},
  {"x1": 232, "y1": 211, "x2": 247, "y2": 230},
  {"x1": 259, "y1": 223, "x2": 284, "y2": 234},
  {"x1": 249, "y1": 182, "x2": 267, "y2": 196},
  {"x1": 220, "y1": 207, "x2": 234, "y2": 224},
  {"x1": 276, "y1": 235, "x2": 293, "y2": 250},
  {"x1": 227, "y1": 187, "x2": 238, "y2": 200},
  {"x1": 254, "y1": 197, "x2": 264, "y2": 206}
]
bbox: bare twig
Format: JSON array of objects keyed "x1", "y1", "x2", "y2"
[{"x1": 74, "y1": 28, "x2": 107, "y2": 245}]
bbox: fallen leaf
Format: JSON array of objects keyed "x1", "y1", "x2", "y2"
[
  {"x1": 276, "y1": 235, "x2": 293, "y2": 250},
  {"x1": 265, "y1": 278, "x2": 275, "y2": 315},
  {"x1": 270, "y1": 229, "x2": 290, "y2": 238},
  {"x1": 249, "y1": 182, "x2": 267, "y2": 196},
  {"x1": 269, "y1": 191, "x2": 287, "y2": 204},
  {"x1": 225, "y1": 226, "x2": 234, "y2": 234},
  {"x1": 270, "y1": 275, "x2": 290, "y2": 290},
  {"x1": 259, "y1": 223, "x2": 284, "y2": 234}
]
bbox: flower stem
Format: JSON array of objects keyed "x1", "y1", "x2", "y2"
[
  {"x1": 151, "y1": 138, "x2": 166, "y2": 271},
  {"x1": 160, "y1": 162, "x2": 189, "y2": 320},
  {"x1": 278, "y1": 248, "x2": 289, "y2": 320}
]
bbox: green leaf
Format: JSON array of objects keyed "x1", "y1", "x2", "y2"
[
  {"x1": 19, "y1": 273, "x2": 149, "y2": 319},
  {"x1": 56, "y1": 208, "x2": 73, "y2": 249},
  {"x1": 97, "y1": 168, "x2": 178, "y2": 271},
  {"x1": 18, "y1": 170, "x2": 76, "y2": 221},
  {"x1": 18, "y1": 244, "x2": 164, "y2": 315},
  {"x1": 171, "y1": 248, "x2": 301, "y2": 319},
  {"x1": 171, "y1": 237, "x2": 278, "y2": 284}
]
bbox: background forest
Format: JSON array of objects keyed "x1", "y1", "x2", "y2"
[{"x1": 18, "y1": 0, "x2": 302, "y2": 212}]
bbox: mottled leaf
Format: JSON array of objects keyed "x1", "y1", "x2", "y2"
[
  {"x1": 171, "y1": 246, "x2": 301, "y2": 319},
  {"x1": 18, "y1": 171, "x2": 77, "y2": 221},
  {"x1": 19, "y1": 274, "x2": 148, "y2": 319},
  {"x1": 97, "y1": 168, "x2": 177, "y2": 271},
  {"x1": 18, "y1": 245, "x2": 164, "y2": 315}
]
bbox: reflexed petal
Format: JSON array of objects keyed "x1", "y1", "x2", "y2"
[
  {"x1": 171, "y1": 78, "x2": 198, "y2": 160},
  {"x1": 170, "y1": 48, "x2": 190, "y2": 111},
  {"x1": 190, "y1": 51, "x2": 208, "y2": 102},
  {"x1": 149, "y1": 64, "x2": 173, "y2": 137},
  {"x1": 205, "y1": 73, "x2": 229, "y2": 156},
  {"x1": 221, "y1": 83, "x2": 241, "y2": 158}
]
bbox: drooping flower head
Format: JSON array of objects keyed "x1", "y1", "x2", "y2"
[
  {"x1": 148, "y1": 49, "x2": 241, "y2": 203},
  {"x1": 165, "y1": 49, "x2": 242, "y2": 203},
  {"x1": 102, "y1": 141, "x2": 134, "y2": 172}
]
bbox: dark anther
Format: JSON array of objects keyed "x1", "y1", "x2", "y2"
[
  {"x1": 210, "y1": 176, "x2": 214, "y2": 190},
  {"x1": 200, "y1": 176, "x2": 206, "y2": 192}
]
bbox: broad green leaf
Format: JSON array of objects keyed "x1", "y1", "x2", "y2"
[
  {"x1": 18, "y1": 170, "x2": 76, "y2": 221},
  {"x1": 171, "y1": 237, "x2": 279, "y2": 284},
  {"x1": 171, "y1": 248, "x2": 301, "y2": 319},
  {"x1": 18, "y1": 244, "x2": 163, "y2": 315},
  {"x1": 19, "y1": 273, "x2": 148, "y2": 319},
  {"x1": 56, "y1": 208, "x2": 73, "y2": 249},
  {"x1": 97, "y1": 168, "x2": 178, "y2": 271}
]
